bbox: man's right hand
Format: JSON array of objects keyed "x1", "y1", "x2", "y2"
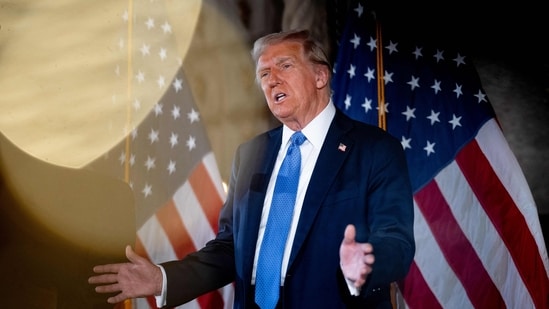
[{"x1": 88, "y1": 245, "x2": 163, "y2": 304}]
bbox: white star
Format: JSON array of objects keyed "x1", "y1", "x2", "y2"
[
  {"x1": 433, "y1": 49, "x2": 444, "y2": 63},
  {"x1": 142, "y1": 183, "x2": 152, "y2": 197},
  {"x1": 453, "y1": 83, "x2": 463, "y2": 98},
  {"x1": 136, "y1": 70, "x2": 145, "y2": 83},
  {"x1": 140, "y1": 43, "x2": 151, "y2": 56},
  {"x1": 122, "y1": 10, "x2": 129, "y2": 22},
  {"x1": 173, "y1": 78, "x2": 183, "y2": 92},
  {"x1": 129, "y1": 154, "x2": 136, "y2": 166},
  {"x1": 402, "y1": 106, "x2": 416, "y2": 121},
  {"x1": 364, "y1": 67, "x2": 375, "y2": 82},
  {"x1": 453, "y1": 53, "x2": 466, "y2": 67},
  {"x1": 131, "y1": 128, "x2": 138, "y2": 140},
  {"x1": 377, "y1": 102, "x2": 389, "y2": 114},
  {"x1": 186, "y1": 135, "x2": 196, "y2": 150},
  {"x1": 431, "y1": 79, "x2": 442, "y2": 94},
  {"x1": 362, "y1": 97, "x2": 372, "y2": 113},
  {"x1": 424, "y1": 141, "x2": 435, "y2": 156},
  {"x1": 167, "y1": 160, "x2": 176, "y2": 175},
  {"x1": 354, "y1": 3, "x2": 364, "y2": 17},
  {"x1": 384, "y1": 70, "x2": 394, "y2": 85},
  {"x1": 188, "y1": 108, "x2": 200, "y2": 123},
  {"x1": 161, "y1": 21, "x2": 172, "y2": 34},
  {"x1": 154, "y1": 103, "x2": 163, "y2": 116},
  {"x1": 169, "y1": 132, "x2": 179, "y2": 148},
  {"x1": 427, "y1": 110, "x2": 440, "y2": 125},
  {"x1": 144, "y1": 156, "x2": 156, "y2": 170},
  {"x1": 148, "y1": 129, "x2": 159, "y2": 144},
  {"x1": 407, "y1": 75, "x2": 420, "y2": 90},
  {"x1": 118, "y1": 152, "x2": 126, "y2": 164},
  {"x1": 145, "y1": 17, "x2": 155, "y2": 29},
  {"x1": 347, "y1": 64, "x2": 356, "y2": 79},
  {"x1": 133, "y1": 99, "x2": 141, "y2": 111},
  {"x1": 449, "y1": 114, "x2": 462, "y2": 129},
  {"x1": 157, "y1": 75, "x2": 166, "y2": 88},
  {"x1": 350, "y1": 34, "x2": 361, "y2": 49},
  {"x1": 385, "y1": 40, "x2": 398, "y2": 55},
  {"x1": 367, "y1": 36, "x2": 377, "y2": 52},
  {"x1": 171, "y1": 105, "x2": 181, "y2": 120},
  {"x1": 412, "y1": 46, "x2": 423, "y2": 60},
  {"x1": 401, "y1": 136, "x2": 412, "y2": 150},
  {"x1": 344, "y1": 94, "x2": 352, "y2": 110},
  {"x1": 474, "y1": 89, "x2": 487, "y2": 103},
  {"x1": 159, "y1": 48, "x2": 167, "y2": 61}
]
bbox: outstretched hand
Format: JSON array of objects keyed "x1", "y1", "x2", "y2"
[
  {"x1": 88, "y1": 245, "x2": 163, "y2": 304},
  {"x1": 339, "y1": 224, "x2": 375, "y2": 290}
]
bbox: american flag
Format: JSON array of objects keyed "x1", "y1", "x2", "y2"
[
  {"x1": 331, "y1": 2, "x2": 549, "y2": 308},
  {"x1": 86, "y1": 2, "x2": 234, "y2": 308}
]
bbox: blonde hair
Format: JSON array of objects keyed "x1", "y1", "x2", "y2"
[{"x1": 251, "y1": 29, "x2": 332, "y2": 83}]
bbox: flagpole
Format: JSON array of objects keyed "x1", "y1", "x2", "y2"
[
  {"x1": 122, "y1": 0, "x2": 134, "y2": 308},
  {"x1": 124, "y1": 0, "x2": 134, "y2": 184},
  {"x1": 375, "y1": 16, "x2": 386, "y2": 131}
]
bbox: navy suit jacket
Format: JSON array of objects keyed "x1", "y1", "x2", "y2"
[{"x1": 161, "y1": 109, "x2": 415, "y2": 308}]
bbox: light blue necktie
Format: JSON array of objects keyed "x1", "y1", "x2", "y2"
[{"x1": 255, "y1": 131, "x2": 306, "y2": 309}]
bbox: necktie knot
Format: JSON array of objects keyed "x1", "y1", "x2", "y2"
[{"x1": 290, "y1": 131, "x2": 306, "y2": 147}]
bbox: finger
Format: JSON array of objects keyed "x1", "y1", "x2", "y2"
[
  {"x1": 354, "y1": 276, "x2": 366, "y2": 288},
  {"x1": 365, "y1": 253, "x2": 375, "y2": 265},
  {"x1": 343, "y1": 224, "x2": 356, "y2": 243},
  {"x1": 125, "y1": 245, "x2": 142, "y2": 264},
  {"x1": 88, "y1": 273, "x2": 119, "y2": 285},
  {"x1": 93, "y1": 263, "x2": 123, "y2": 274},
  {"x1": 108, "y1": 293, "x2": 128, "y2": 304},
  {"x1": 125, "y1": 245, "x2": 133, "y2": 258},
  {"x1": 95, "y1": 283, "x2": 121, "y2": 294}
]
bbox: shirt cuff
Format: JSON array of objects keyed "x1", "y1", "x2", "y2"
[
  {"x1": 154, "y1": 265, "x2": 168, "y2": 308},
  {"x1": 344, "y1": 276, "x2": 361, "y2": 296}
]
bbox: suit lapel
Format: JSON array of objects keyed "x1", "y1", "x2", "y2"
[
  {"x1": 288, "y1": 111, "x2": 355, "y2": 267},
  {"x1": 241, "y1": 128, "x2": 282, "y2": 280}
]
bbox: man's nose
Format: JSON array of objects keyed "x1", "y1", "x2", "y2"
[{"x1": 267, "y1": 71, "x2": 281, "y2": 87}]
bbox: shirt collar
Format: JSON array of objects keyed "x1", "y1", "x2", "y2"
[{"x1": 282, "y1": 101, "x2": 336, "y2": 149}]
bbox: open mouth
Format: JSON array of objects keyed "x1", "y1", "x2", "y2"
[{"x1": 274, "y1": 93, "x2": 286, "y2": 102}]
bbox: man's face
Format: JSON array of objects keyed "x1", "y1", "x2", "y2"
[{"x1": 256, "y1": 41, "x2": 325, "y2": 129}]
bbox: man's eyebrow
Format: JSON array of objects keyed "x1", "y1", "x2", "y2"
[
  {"x1": 257, "y1": 56, "x2": 293, "y2": 73},
  {"x1": 256, "y1": 66, "x2": 269, "y2": 75},
  {"x1": 275, "y1": 56, "x2": 292, "y2": 65}
]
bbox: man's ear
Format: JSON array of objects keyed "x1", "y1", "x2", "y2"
[{"x1": 315, "y1": 65, "x2": 329, "y2": 89}]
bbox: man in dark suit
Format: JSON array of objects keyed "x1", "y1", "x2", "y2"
[{"x1": 89, "y1": 29, "x2": 415, "y2": 309}]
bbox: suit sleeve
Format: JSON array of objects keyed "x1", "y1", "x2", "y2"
[{"x1": 360, "y1": 131, "x2": 415, "y2": 300}]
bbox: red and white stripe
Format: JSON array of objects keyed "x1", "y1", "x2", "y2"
[
  {"x1": 135, "y1": 152, "x2": 234, "y2": 309},
  {"x1": 400, "y1": 119, "x2": 549, "y2": 308}
]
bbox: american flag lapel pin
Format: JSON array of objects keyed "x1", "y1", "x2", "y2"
[{"x1": 338, "y1": 143, "x2": 347, "y2": 152}]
